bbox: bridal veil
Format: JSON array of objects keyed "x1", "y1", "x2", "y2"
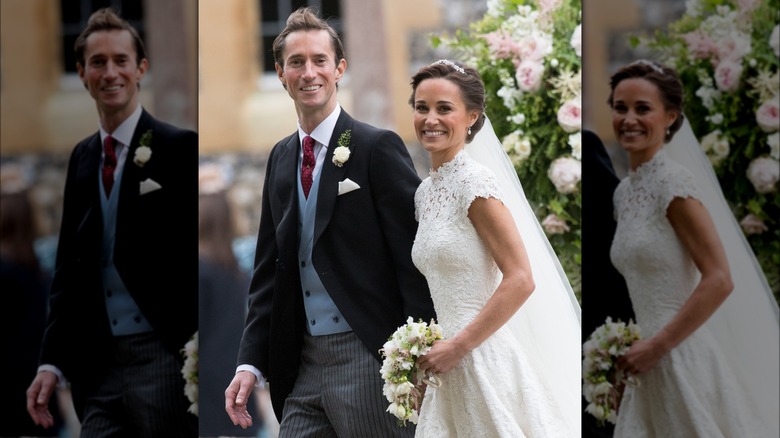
[
  {"x1": 465, "y1": 116, "x2": 582, "y2": 435},
  {"x1": 665, "y1": 119, "x2": 779, "y2": 436}
]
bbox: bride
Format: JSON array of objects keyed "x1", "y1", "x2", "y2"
[
  {"x1": 607, "y1": 59, "x2": 779, "y2": 437},
  {"x1": 409, "y1": 59, "x2": 581, "y2": 437}
]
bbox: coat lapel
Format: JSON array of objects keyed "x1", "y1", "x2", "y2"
[
  {"x1": 116, "y1": 110, "x2": 154, "y2": 234},
  {"x1": 75, "y1": 133, "x2": 103, "y2": 239},
  {"x1": 313, "y1": 111, "x2": 354, "y2": 246}
]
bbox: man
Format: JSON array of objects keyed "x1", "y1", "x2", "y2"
[
  {"x1": 225, "y1": 7, "x2": 435, "y2": 437},
  {"x1": 25, "y1": 8, "x2": 198, "y2": 437},
  {"x1": 581, "y1": 130, "x2": 635, "y2": 438}
]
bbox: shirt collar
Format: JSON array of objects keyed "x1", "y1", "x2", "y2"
[
  {"x1": 297, "y1": 104, "x2": 342, "y2": 148},
  {"x1": 100, "y1": 104, "x2": 143, "y2": 147}
]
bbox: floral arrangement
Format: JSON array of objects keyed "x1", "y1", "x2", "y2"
[
  {"x1": 379, "y1": 317, "x2": 444, "y2": 426},
  {"x1": 582, "y1": 317, "x2": 641, "y2": 426},
  {"x1": 332, "y1": 129, "x2": 352, "y2": 167},
  {"x1": 134, "y1": 129, "x2": 153, "y2": 167},
  {"x1": 633, "y1": 0, "x2": 780, "y2": 300},
  {"x1": 181, "y1": 331, "x2": 198, "y2": 416},
  {"x1": 434, "y1": 0, "x2": 582, "y2": 299}
]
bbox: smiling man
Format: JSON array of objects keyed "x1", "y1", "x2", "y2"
[
  {"x1": 224, "y1": 6, "x2": 435, "y2": 437},
  {"x1": 25, "y1": 7, "x2": 198, "y2": 437}
]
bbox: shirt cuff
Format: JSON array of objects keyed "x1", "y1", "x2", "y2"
[
  {"x1": 236, "y1": 364, "x2": 266, "y2": 389},
  {"x1": 37, "y1": 364, "x2": 67, "y2": 389}
]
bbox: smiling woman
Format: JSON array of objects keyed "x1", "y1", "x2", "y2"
[{"x1": 606, "y1": 60, "x2": 778, "y2": 437}]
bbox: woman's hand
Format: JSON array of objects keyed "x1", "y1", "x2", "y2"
[
  {"x1": 616, "y1": 338, "x2": 669, "y2": 375},
  {"x1": 416, "y1": 339, "x2": 467, "y2": 375}
]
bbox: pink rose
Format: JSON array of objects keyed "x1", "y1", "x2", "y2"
[
  {"x1": 756, "y1": 96, "x2": 779, "y2": 133},
  {"x1": 737, "y1": 0, "x2": 761, "y2": 13},
  {"x1": 547, "y1": 156, "x2": 581, "y2": 194},
  {"x1": 746, "y1": 157, "x2": 779, "y2": 194},
  {"x1": 542, "y1": 214, "x2": 570, "y2": 235},
  {"x1": 714, "y1": 60, "x2": 743, "y2": 92},
  {"x1": 716, "y1": 32, "x2": 751, "y2": 64},
  {"x1": 483, "y1": 31, "x2": 520, "y2": 60},
  {"x1": 515, "y1": 60, "x2": 545, "y2": 92},
  {"x1": 518, "y1": 34, "x2": 552, "y2": 62},
  {"x1": 557, "y1": 97, "x2": 582, "y2": 133},
  {"x1": 682, "y1": 31, "x2": 717, "y2": 60},
  {"x1": 537, "y1": 0, "x2": 562, "y2": 13},
  {"x1": 740, "y1": 214, "x2": 769, "y2": 235}
]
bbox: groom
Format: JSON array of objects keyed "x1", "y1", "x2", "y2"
[
  {"x1": 225, "y1": 6, "x2": 435, "y2": 437},
  {"x1": 25, "y1": 8, "x2": 198, "y2": 436}
]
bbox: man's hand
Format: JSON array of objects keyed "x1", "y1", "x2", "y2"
[
  {"x1": 225, "y1": 371, "x2": 258, "y2": 429},
  {"x1": 26, "y1": 371, "x2": 59, "y2": 428}
]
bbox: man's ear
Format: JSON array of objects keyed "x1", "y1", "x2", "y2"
[
  {"x1": 77, "y1": 63, "x2": 87, "y2": 89},
  {"x1": 276, "y1": 63, "x2": 287, "y2": 90}
]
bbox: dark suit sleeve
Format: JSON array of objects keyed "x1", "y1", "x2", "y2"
[
  {"x1": 581, "y1": 130, "x2": 634, "y2": 337},
  {"x1": 367, "y1": 130, "x2": 435, "y2": 322},
  {"x1": 40, "y1": 140, "x2": 105, "y2": 372}
]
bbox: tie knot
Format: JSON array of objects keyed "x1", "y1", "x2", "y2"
[
  {"x1": 303, "y1": 135, "x2": 315, "y2": 151},
  {"x1": 104, "y1": 135, "x2": 117, "y2": 165}
]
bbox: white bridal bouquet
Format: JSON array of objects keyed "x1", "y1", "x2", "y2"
[
  {"x1": 181, "y1": 331, "x2": 198, "y2": 416},
  {"x1": 582, "y1": 317, "x2": 641, "y2": 425},
  {"x1": 379, "y1": 317, "x2": 444, "y2": 426}
]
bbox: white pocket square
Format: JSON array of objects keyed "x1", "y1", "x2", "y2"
[
  {"x1": 139, "y1": 178, "x2": 162, "y2": 195},
  {"x1": 338, "y1": 178, "x2": 361, "y2": 195}
]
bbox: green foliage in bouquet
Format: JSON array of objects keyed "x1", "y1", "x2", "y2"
[
  {"x1": 634, "y1": 0, "x2": 780, "y2": 300},
  {"x1": 433, "y1": 0, "x2": 583, "y2": 299}
]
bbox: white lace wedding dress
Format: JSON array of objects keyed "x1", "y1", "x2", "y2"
[
  {"x1": 411, "y1": 150, "x2": 574, "y2": 438},
  {"x1": 610, "y1": 150, "x2": 770, "y2": 437}
]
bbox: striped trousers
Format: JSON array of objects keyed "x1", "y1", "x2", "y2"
[
  {"x1": 279, "y1": 331, "x2": 415, "y2": 438},
  {"x1": 79, "y1": 332, "x2": 198, "y2": 438}
]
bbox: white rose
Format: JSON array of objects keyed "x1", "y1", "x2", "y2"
[
  {"x1": 557, "y1": 97, "x2": 582, "y2": 133},
  {"x1": 547, "y1": 156, "x2": 581, "y2": 193},
  {"x1": 133, "y1": 146, "x2": 152, "y2": 167},
  {"x1": 740, "y1": 214, "x2": 769, "y2": 235},
  {"x1": 709, "y1": 113, "x2": 724, "y2": 125},
  {"x1": 541, "y1": 213, "x2": 570, "y2": 234},
  {"x1": 711, "y1": 137, "x2": 730, "y2": 165},
  {"x1": 768, "y1": 132, "x2": 779, "y2": 160},
  {"x1": 332, "y1": 146, "x2": 351, "y2": 166},
  {"x1": 700, "y1": 130, "x2": 721, "y2": 152},
  {"x1": 755, "y1": 96, "x2": 779, "y2": 133},
  {"x1": 770, "y1": 25, "x2": 780, "y2": 58},
  {"x1": 570, "y1": 23, "x2": 582, "y2": 57},
  {"x1": 568, "y1": 132, "x2": 582, "y2": 160},
  {"x1": 746, "y1": 157, "x2": 779, "y2": 194}
]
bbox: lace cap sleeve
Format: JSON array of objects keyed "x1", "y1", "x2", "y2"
[
  {"x1": 459, "y1": 162, "x2": 504, "y2": 212},
  {"x1": 659, "y1": 161, "x2": 702, "y2": 212}
]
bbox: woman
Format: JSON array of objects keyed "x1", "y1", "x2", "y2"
[
  {"x1": 608, "y1": 60, "x2": 779, "y2": 437},
  {"x1": 409, "y1": 60, "x2": 581, "y2": 437}
]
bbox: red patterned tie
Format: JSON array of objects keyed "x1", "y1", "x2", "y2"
[
  {"x1": 103, "y1": 135, "x2": 117, "y2": 196},
  {"x1": 301, "y1": 135, "x2": 315, "y2": 198}
]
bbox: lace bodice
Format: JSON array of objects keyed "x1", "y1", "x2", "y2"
[
  {"x1": 412, "y1": 150, "x2": 503, "y2": 338},
  {"x1": 609, "y1": 150, "x2": 701, "y2": 336}
]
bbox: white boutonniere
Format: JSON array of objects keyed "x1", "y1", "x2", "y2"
[
  {"x1": 332, "y1": 129, "x2": 352, "y2": 167},
  {"x1": 133, "y1": 129, "x2": 153, "y2": 167}
]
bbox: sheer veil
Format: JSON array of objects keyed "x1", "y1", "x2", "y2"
[
  {"x1": 465, "y1": 116, "x2": 582, "y2": 435},
  {"x1": 665, "y1": 119, "x2": 779, "y2": 435}
]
